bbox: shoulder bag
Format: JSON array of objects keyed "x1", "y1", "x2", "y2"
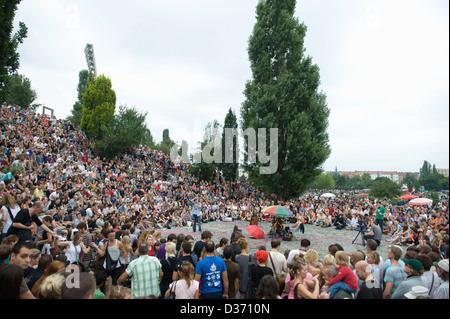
[
  {"x1": 269, "y1": 252, "x2": 286, "y2": 289},
  {"x1": 245, "y1": 255, "x2": 257, "y2": 299},
  {"x1": 165, "y1": 280, "x2": 177, "y2": 299}
]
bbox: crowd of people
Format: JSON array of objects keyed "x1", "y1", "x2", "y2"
[{"x1": 0, "y1": 103, "x2": 448, "y2": 300}]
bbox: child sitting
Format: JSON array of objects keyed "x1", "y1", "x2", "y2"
[{"x1": 326, "y1": 251, "x2": 359, "y2": 298}]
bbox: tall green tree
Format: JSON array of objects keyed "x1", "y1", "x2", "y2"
[
  {"x1": 157, "y1": 128, "x2": 175, "y2": 154},
  {"x1": 333, "y1": 174, "x2": 351, "y2": 190},
  {"x1": 0, "y1": 0, "x2": 28, "y2": 102},
  {"x1": 220, "y1": 108, "x2": 239, "y2": 183},
  {"x1": 350, "y1": 175, "x2": 363, "y2": 190},
  {"x1": 240, "y1": 0, "x2": 331, "y2": 200},
  {"x1": 189, "y1": 120, "x2": 221, "y2": 182},
  {"x1": 95, "y1": 105, "x2": 151, "y2": 161},
  {"x1": 309, "y1": 173, "x2": 335, "y2": 190},
  {"x1": 80, "y1": 74, "x2": 116, "y2": 140},
  {"x1": 420, "y1": 174, "x2": 449, "y2": 192},
  {"x1": 361, "y1": 173, "x2": 373, "y2": 189},
  {"x1": 67, "y1": 69, "x2": 91, "y2": 128},
  {"x1": 4, "y1": 73, "x2": 37, "y2": 110},
  {"x1": 369, "y1": 177, "x2": 401, "y2": 199},
  {"x1": 420, "y1": 160, "x2": 432, "y2": 179}
]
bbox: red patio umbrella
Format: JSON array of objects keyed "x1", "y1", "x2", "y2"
[
  {"x1": 357, "y1": 193, "x2": 368, "y2": 197},
  {"x1": 247, "y1": 225, "x2": 265, "y2": 239},
  {"x1": 398, "y1": 194, "x2": 418, "y2": 200}
]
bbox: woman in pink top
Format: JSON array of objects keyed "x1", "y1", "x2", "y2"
[
  {"x1": 165, "y1": 261, "x2": 199, "y2": 299},
  {"x1": 292, "y1": 261, "x2": 320, "y2": 299}
]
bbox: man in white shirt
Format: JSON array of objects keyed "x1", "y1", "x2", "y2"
[
  {"x1": 287, "y1": 238, "x2": 311, "y2": 267},
  {"x1": 85, "y1": 206, "x2": 94, "y2": 221},
  {"x1": 267, "y1": 239, "x2": 288, "y2": 278}
]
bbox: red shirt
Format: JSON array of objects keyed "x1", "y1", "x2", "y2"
[
  {"x1": 148, "y1": 243, "x2": 156, "y2": 256},
  {"x1": 327, "y1": 266, "x2": 359, "y2": 290}
]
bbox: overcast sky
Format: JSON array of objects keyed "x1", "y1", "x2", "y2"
[{"x1": 13, "y1": 0, "x2": 449, "y2": 173}]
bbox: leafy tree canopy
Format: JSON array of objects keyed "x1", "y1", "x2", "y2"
[
  {"x1": 241, "y1": 0, "x2": 330, "y2": 200},
  {"x1": 0, "y1": 0, "x2": 28, "y2": 102},
  {"x1": 95, "y1": 105, "x2": 152, "y2": 161},
  {"x1": 80, "y1": 74, "x2": 116, "y2": 140},
  {"x1": 4, "y1": 73, "x2": 37, "y2": 110}
]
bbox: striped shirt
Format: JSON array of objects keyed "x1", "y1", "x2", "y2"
[
  {"x1": 384, "y1": 265, "x2": 407, "y2": 298},
  {"x1": 81, "y1": 233, "x2": 93, "y2": 262},
  {"x1": 433, "y1": 281, "x2": 449, "y2": 299},
  {"x1": 126, "y1": 255, "x2": 161, "y2": 298}
]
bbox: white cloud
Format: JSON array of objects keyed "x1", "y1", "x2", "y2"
[{"x1": 12, "y1": 0, "x2": 448, "y2": 173}]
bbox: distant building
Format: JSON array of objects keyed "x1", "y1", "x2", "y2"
[
  {"x1": 338, "y1": 170, "x2": 420, "y2": 184},
  {"x1": 436, "y1": 168, "x2": 449, "y2": 177}
]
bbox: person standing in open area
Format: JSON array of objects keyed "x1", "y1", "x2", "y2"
[{"x1": 191, "y1": 197, "x2": 202, "y2": 233}]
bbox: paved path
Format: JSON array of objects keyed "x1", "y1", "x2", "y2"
[{"x1": 160, "y1": 219, "x2": 392, "y2": 261}]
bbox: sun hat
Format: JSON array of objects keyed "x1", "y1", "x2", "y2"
[
  {"x1": 404, "y1": 286, "x2": 429, "y2": 299},
  {"x1": 433, "y1": 259, "x2": 449, "y2": 272}
]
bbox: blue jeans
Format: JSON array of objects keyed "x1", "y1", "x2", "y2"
[{"x1": 192, "y1": 215, "x2": 201, "y2": 232}]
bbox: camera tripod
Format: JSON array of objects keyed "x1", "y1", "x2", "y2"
[{"x1": 352, "y1": 228, "x2": 366, "y2": 246}]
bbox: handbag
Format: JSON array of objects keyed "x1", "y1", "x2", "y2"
[
  {"x1": 269, "y1": 252, "x2": 286, "y2": 290},
  {"x1": 165, "y1": 280, "x2": 177, "y2": 299},
  {"x1": 104, "y1": 243, "x2": 120, "y2": 273},
  {"x1": 4, "y1": 206, "x2": 16, "y2": 236},
  {"x1": 94, "y1": 240, "x2": 109, "y2": 272},
  {"x1": 245, "y1": 257, "x2": 257, "y2": 299}
]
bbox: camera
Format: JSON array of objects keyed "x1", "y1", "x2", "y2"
[{"x1": 358, "y1": 220, "x2": 366, "y2": 232}]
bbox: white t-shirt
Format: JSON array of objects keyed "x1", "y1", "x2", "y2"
[
  {"x1": 1, "y1": 205, "x2": 21, "y2": 234},
  {"x1": 287, "y1": 249, "x2": 307, "y2": 266},
  {"x1": 168, "y1": 279, "x2": 199, "y2": 299},
  {"x1": 65, "y1": 242, "x2": 82, "y2": 264},
  {"x1": 267, "y1": 251, "x2": 287, "y2": 276}
]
